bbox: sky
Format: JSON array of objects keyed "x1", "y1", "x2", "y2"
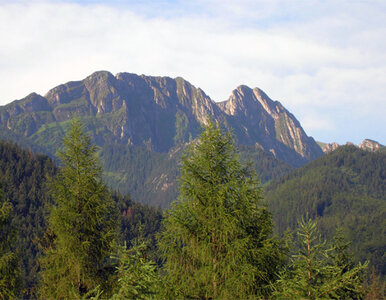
[{"x1": 0, "y1": 0, "x2": 385, "y2": 144}]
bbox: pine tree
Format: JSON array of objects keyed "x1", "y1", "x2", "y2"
[
  {"x1": 39, "y1": 119, "x2": 118, "y2": 299},
  {"x1": 273, "y1": 217, "x2": 367, "y2": 299},
  {"x1": 157, "y1": 119, "x2": 285, "y2": 299},
  {"x1": 0, "y1": 188, "x2": 21, "y2": 299}
]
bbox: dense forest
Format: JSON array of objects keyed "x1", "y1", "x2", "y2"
[
  {"x1": 101, "y1": 142, "x2": 294, "y2": 208},
  {"x1": 265, "y1": 146, "x2": 386, "y2": 276},
  {"x1": 0, "y1": 120, "x2": 384, "y2": 298},
  {"x1": 0, "y1": 139, "x2": 162, "y2": 298}
]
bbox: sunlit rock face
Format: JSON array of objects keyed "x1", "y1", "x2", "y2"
[
  {"x1": 0, "y1": 71, "x2": 323, "y2": 167},
  {"x1": 322, "y1": 142, "x2": 340, "y2": 153},
  {"x1": 359, "y1": 139, "x2": 384, "y2": 152}
]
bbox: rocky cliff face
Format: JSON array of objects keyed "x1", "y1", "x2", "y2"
[
  {"x1": 0, "y1": 70, "x2": 322, "y2": 166},
  {"x1": 322, "y1": 142, "x2": 340, "y2": 153},
  {"x1": 218, "y1": 85, "x2": 323, "y2": 165},
  {"x1": 359, "y1": 139, "x2": 384, "y2": 152},
  {"x1": 320, "y1": 139, "x2": 384, "y2": 154}
]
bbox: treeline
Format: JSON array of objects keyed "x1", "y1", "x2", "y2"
[{"x1": 0, "y1": 120, "x2": 384, "y2": 299}]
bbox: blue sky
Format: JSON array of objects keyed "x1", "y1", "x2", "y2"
[{"x1": 0, "y1": 0, "x2": 385, "y2": 144}]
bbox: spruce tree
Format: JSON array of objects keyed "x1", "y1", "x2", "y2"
[
  {"x1": 157, "y1": 119, "x2": 285, "y2": 299},
  {"x1": 111, "y1": 241, "x2": 160, "y2": 300},
  {"x1": 0, "y1": 188, "x2": 21, "y2": 299},
  {"x1": 39, "y1": 119, "x2": 118, "y2": 299},
  {"x1": 273, "y1": 217, "x2": 367, "y2": 299},
  {"x1": 329, "y1": 228, "x2": 367, "y2": 299}
]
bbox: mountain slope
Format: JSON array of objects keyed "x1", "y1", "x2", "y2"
[
  {"x1": 0, "y1": 71, "x2": 322, "y2": 164},
  {"x1": 0, "y1": 140, "x2": 56, "y2": 295},
  {"x1": 218, "y1": 85, "x2": 322, "y2": 166},
  {"x1": 0, "y1": 71, "x2": 321, "y2": 206},
  {"x1": 265, "y1": 145, "x2": 386, "y2": 275}
]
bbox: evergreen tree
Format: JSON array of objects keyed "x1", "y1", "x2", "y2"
[
  {"x1": 273, "y1": 217, "x2": 367, "y2": 299},
  {"x1": 329, "y1": 228, "x2": 367, "y2": 299},
  {"x1": 0, "y1": 188, "x2": 21, "y2": 299},
  {"x1": 111, "y1": 241, "x2": 160, "y2": 300},
  {"x1": 157, "y1": 119, "x2": 285, "y2": 299},
  {"x1": 39, "y1": 119, "x2": 118, "y2": 299}
]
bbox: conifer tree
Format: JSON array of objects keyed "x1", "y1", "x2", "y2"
[
  {"x1": 39, "y1": 119, "x2": 118, "y2": 299},
  {"x1": 158, "y1": 119, "x2": 285, "y2": 299},
  {"x1": 273, "y1": 217, "x2": 367, "y2": 299},
  {"x1": 111, "y1": 241, "x2": 160, "y2": 300},
  {"x1": 0, "y1": 188, "x2": 21, "y2": 299},
  {"x1": 329, "y1": 228, "x2": 367, "y2": 299}
]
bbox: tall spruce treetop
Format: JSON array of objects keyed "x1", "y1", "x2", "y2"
[
  {"x1": 39, "y1": 119, "x2": 118, "y2": 299},
  {"x1": 158, "y1": 119, "x2": 285, "y2": 299}
]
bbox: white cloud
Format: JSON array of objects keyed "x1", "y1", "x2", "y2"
[{"x1": 0, "y1": 0, "x2": 385, "y2": 144}]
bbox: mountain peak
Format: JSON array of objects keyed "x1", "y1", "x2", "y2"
[
  {"x1": 235, "y1": 84, "x2": 253, "y2": 94},
  {"x1": 217, "y1": 84, "x2": 323, "y2": 164},
  {"x1": 0, "y1": 70, "x2": 323, "y2": 166}
]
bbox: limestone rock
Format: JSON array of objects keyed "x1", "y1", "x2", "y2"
[
  {"x1": 359, "y1": 139, "x2": 384, "y2": 152},
  {"x1": 0, "y1": 71, "x2": 323, "y2": 167}
]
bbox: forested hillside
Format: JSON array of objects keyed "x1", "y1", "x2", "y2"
[
  {"x1": 0, "y1": 121, "x2": 383, "y2": 298},
  {"x1": 0, "y1": 140, "x2": 162, "y2": 297},
  {"x1": 0, "y1": 140, "x2": 56, "y2": 294},
  {"x1": 100, "y1": 142, "x2": 294, "y2": 208},
  {"x1": 265, "y1": 145, "x2": 386, "y2": 275}
]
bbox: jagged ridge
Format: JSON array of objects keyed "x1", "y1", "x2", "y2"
[{"x1": 0, "y1": 70, "x2": 322, "y2": 166}]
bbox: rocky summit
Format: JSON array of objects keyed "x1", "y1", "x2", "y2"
[
  {"x1": 0, "y1": 71, "x2": 325, "y2": 207},
  {"x1": 359, "y1": 139, "x2": 384, "y2": 152},
  {"x1": 320, "y1": 139, "x2": 384, "y2": 154},
  {"x1": 0, "y1": 70, "x2": 322, "y2": 166}
]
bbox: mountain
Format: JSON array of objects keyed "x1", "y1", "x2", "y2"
[
  {"x1": 264, "y1": 145, "x2": 386, "y2": 275},
  {"x1": 0, "y1": 70, "x2": 321, "y2": 206},
  {"x1": 0, "y1": 71, "x2": 322, "y2": 162}
]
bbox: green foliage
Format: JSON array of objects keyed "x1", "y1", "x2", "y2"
[
  {"x1": 111, "y1": 241, "x2": 160, "y2": 299},
  {"x1": 101, "y1": 140, "x2": 294, "y2": 209},
  {"x1": 101, "y1": 143, "x2": 181, "y2": 208},
  {"x1": 112, "y1": 192, "x2": 163, "y2": 257},
  {"x1": 273, "y1": 218, "x2": 367, "y2": 299},
  {"x1": 0, "y1": 140, "x2": 56, "y2": 297},
  {"x1": 0, "y1": 138, "x2": 164, "y2": 297},
  {"x1": 158, "y1": 119, "x2": 285, "y2": 299},
  {"x1": 265, "y1": 145, "x2": 386, "y2": 275},
  {"x1": 239, "y1": 144, "x2": 294, "y2": 183},
  {"x1": 39, "y1": 119, "x2": 119, "y2": 299},
  {"x1": 0, "y1": 189, "x2": 21, "y2": 299},
  {"x1": 174, "y1": 110, "x2": 192, "y2": 146}
]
